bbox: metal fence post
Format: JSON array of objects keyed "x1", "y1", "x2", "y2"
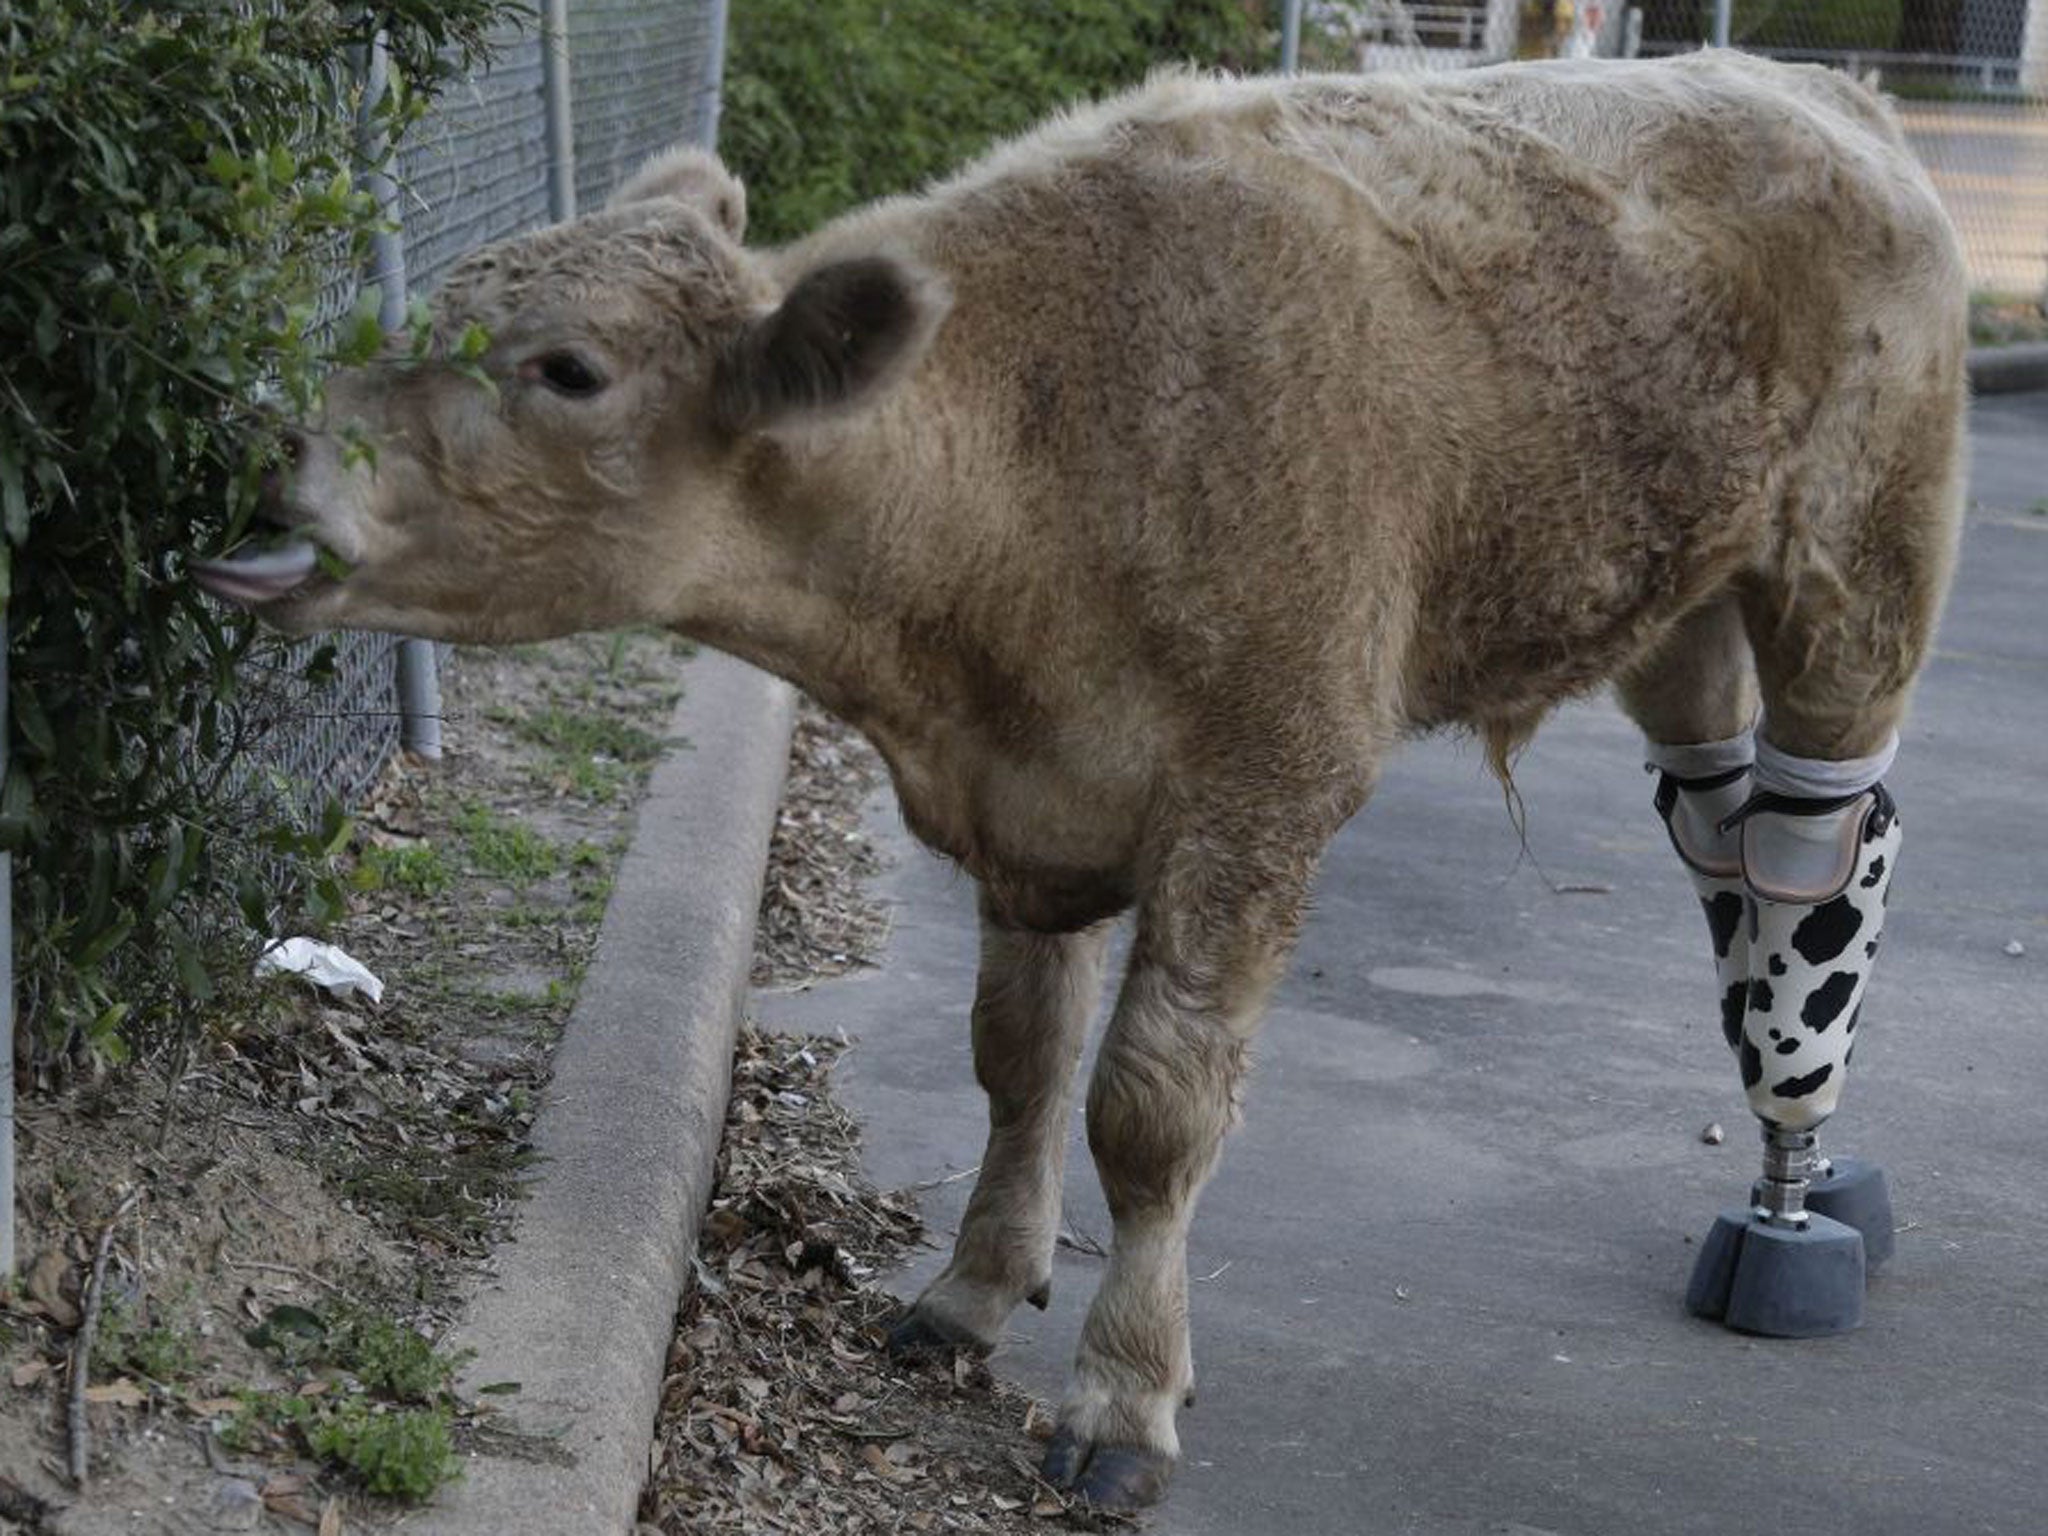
[
  {"x1": 1, "y1": 626, "x2": 13, "y2": 1281},
  {"x1": 698, "y1": 0, "x2": 732, "y2": 147},
  {"x1": 543, "y1": 0, "x2": 576, "y2": 222},
  {"x1": 1712, "y1": 0, "x2": 1733, "y2": 48},
  {"x1": 358, "y1": 32, "x2": 442, "y2": 761},
  {"x1": 1282, "y1": 0, "x2": 1303, "y2": 72}
]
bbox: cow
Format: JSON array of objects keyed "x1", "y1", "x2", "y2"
[{"x1": 194, "y1": 51, "x2": 1967, "y2": 1508}]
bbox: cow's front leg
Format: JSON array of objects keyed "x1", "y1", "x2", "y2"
[
  {"x1": 1043, "y1": 864, "x2": 1308, "y2": 1510},
  {"x1": 890, "y1": 898, "x2": 1112, "y2": 1354}
]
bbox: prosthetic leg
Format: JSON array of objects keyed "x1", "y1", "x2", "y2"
[{"x1": 1655, "y1": 733, "x2": 1902, "y2": 1337}]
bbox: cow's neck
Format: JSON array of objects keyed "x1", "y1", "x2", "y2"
[{"x1": 674, "y1": 382, "x2": 1021, "y2": 866}]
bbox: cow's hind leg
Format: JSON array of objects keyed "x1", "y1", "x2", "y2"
[
  {"x1": 889, "y1": 898, "x2": 1112, "y2": 1355},
  {"x1": 1618, "y1": 595, "x2": 1760, "y2": 1054},
  {"x1": 1641, "y1": 401, "x2": 1961, "y2": 1333}
]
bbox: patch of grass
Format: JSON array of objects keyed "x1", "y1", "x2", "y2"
[
  {"x1": 506, "y1": 703, "x2": 666, "y2": 765},
  {"x1": 354, "y1": 841, "x2": 456, "y2": 898},
  {"x1": 454, "y1": 803, "x2": 560, "y2": 882},
  {"x1": 489, "y1": 700, "x2": 671, "y2": 803}
]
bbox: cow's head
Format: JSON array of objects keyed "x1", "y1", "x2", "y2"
[{"x1": 193, "y1": 148, "x2": 948, "y2": 642}]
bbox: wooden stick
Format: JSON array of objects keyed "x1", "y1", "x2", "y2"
[
  {"x1": 222, "y1": 1255, "x2": 345, "y2": 1295},
  {"x1": 68, "y1": 1186, "x2": 143, "y2": 1488}
]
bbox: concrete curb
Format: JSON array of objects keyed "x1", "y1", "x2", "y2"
[
  {"x1": 1968, "y1": 343, "x2": 2048, "y2": 396},
  {"x1": 410, "y1": 649, "x2": 795, "y2": 1536}
]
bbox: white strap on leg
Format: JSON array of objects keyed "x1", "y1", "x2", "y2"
[
  {"x1": 1753, "y1": 732, "x2": 1898, "y2": 801},
  {"x1": 1644, "y1": 721, "x2": 1757, "y2": 782}
]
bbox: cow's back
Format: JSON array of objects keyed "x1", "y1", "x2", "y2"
[{"x1": 790, "y1": 55, "x2": 1966, "y2": 753}]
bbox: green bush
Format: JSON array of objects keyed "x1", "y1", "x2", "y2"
[
  {"x1": 720, "y1": 0, "x2": 1276, "y2": 245},
  {"x1": 0, "y1": 0, "x2": 516, "y2": 1066}
]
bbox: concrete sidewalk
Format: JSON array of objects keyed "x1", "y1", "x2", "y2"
[{"x1": 760, "y1": 391, "x2": 2048, "y2": 1535}]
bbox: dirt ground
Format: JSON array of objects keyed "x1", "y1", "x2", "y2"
[
  {"x1": 0, "y1": 631, "x2": 693, "y2": 1534},
  {"x1": 3, "y1": 670, "x2": 1130, "y2": 1535},
  {"x1": 641, "y1": 705, "x2": 1130, "y2": 1536}
]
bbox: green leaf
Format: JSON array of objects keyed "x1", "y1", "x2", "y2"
[
  {"x1": 73, "y1": 909, "x2": 136, "y2": 970},
  {"x1": 453, "y1": 320, "x2": 492, "y2": 361},
  {"x1": 169, "y1": 922, "x2": 215, "y2": 1002}
]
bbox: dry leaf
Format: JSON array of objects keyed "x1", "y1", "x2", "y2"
[
  {"x1": 1022, "y1": 1400, "x2": 1058, "y2": 1441},
  {"x1": 318, "y1": 1496, "x2": 344, "y2": 1536},
  {"x1": 859, "y1": 1444, "x2": 899, "y2": 1481},
  {"x1": 24, "y1": 1249, "x2": 80, "y2": 1330},
  {"x1": 11, "y1": 1359, "x2": 49, "y2": 1389},
  {"x1": 84, "y1": 1378, "x2": 147, "y2": 1407},
  {"x1": 190, "y1": 1396, "x2": 243, "y2": 1415}
]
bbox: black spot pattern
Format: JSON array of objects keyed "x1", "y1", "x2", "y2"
[
  {"x1": 1748, "y1": 979, "x2": 1774, "y2": 1013},
  {"x1": 1768, "y1": 954, "x2": 1787, "y2": 977},
  {"x1": 1864, "y1": 938, "x2": 1880, "y2": 959},
  {"x1": 1772, "y1": 1062, "x2": 1835, "y2": 1100},
  {"x1": 1860, "y1": 855, "x2": 1887, "y2": 890},
  {"x1": 1846, "y1": 1005, "x2": 1862, "y2": 1036},
  {"x1": 1740, "y1": 1038, "x2": 1763, "y2": 1089},
  {"x1": 1791, "y1": 897, "x2": 1863, "y2": 966},
  {"x1": 1702, "y1": 892, "x2": 1744, "y2": 961},
  {"x1": 1775, "y1": 1038, "x2": 1800, "y2": 1055},
  {"x1": 1720, "y1": 982, "x2": 1746, "y2": 1052},
  {"x1": 1746, "y1": 896, "x2": 1760, "y2": 944},
  {"x1": 1801, "y1": 971, "x2": 1860, "y2": 1033}
]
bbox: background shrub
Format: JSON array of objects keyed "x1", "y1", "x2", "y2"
[
  {"x1": 0, "y1": 0, "x2": 516, "y2": 1068},
  {"x1": 720, "y1": 0, "x2": 1276, "y2": 245}
]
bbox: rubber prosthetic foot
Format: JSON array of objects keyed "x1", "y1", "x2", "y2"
[
  {"x1": 1686, "y1": 1208, "x2": 1867, "y2": 1337},
  {"x1": 1804, "y1": 1157, "x2": 1896, "y2": 1271}
]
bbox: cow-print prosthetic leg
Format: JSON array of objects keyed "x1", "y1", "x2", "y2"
[
  {"x1": 1675, "y1": 738, "x2": 1904, "y2": 1335},
  {"x1": 1652, "y1": 764, "x2": 1755, "y2": 1055},
  {"x1": 1728, "y1": 783, "x2": 1900, "y2": 1134}
]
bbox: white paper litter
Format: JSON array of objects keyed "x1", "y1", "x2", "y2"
[{"x1": 254, "y1": 937, "x2": 385, "y2": 1003}]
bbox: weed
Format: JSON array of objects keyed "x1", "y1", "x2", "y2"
[
  {"x1": 101, "y1": 1300, "x2": 198, "y2": 1383},
  {"x1": 454, "y1": 804, "x2": 560, "y2": 882},
  {"x1": 488, "y1": 700, "x2": 672, "y2": 802},
  {"x1": 302, "y1": 1397, "x2": 457, "y2": 1499},
  {"x1": 354, "y1": 842, "x2": 456, "y2": 898},
  {"x1": 226, "y1": 1391, "x2": 458, "y2": 1501},
  {"x1": 233, "y1": 1303, "x2": 464, "y2": 1499},
  {"x1": 333, "y1": 1311, "x2": 456, "y2": 1402}
]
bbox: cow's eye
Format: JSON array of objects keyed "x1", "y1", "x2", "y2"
[{"x1": 526, "y1": 351, "x2": 606, "y2": 397}]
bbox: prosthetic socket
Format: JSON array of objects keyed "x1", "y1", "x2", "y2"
[{"x1": 1657, "y1": 770, "x2": 1900, "y2": 1132}]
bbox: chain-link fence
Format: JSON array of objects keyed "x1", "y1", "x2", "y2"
[
  {"x1": 256, "y1": 6, "x2": 726, "y2": 826},
  {"x1": 1297, "y1": 0, "x2": 2048, "y2": 299}
]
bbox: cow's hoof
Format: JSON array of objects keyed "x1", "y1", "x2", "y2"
[
  {"x1": 884, "y1": 1306, "x2": 984, "y2": 1361},
  {"x1": 1041, "y1": 1428, "x2": 1173, "y2": 1510}
]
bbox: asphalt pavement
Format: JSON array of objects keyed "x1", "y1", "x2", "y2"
[{"x1": 757, "y1": 390, "x2": 2048, "y2": 1536}]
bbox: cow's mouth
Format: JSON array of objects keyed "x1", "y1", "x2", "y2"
[{"x1": 190, "y1": 525, "x2": 341, "y2": 609}]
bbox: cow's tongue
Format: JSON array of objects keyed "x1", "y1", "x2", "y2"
[{"x1": 191, "y1": 540, "x2": 322, "y2": 607}]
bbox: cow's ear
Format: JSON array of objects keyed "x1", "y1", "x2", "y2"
[
  {"x1": 713, "y1": 255, "x2": 949, "y2": 435},
  {"x1": 608, "y1": 145, "x2": 747, "y2": 240}
]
